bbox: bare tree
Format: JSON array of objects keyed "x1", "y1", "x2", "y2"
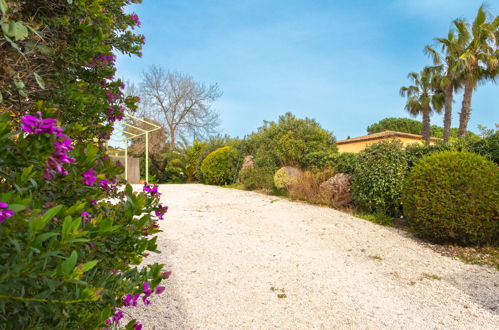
[{"x1": 137, "y1": 66, "x2": 222, "y2": 150}]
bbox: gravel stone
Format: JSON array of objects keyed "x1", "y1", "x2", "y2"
[{"x1": 127, "y1": 184, "x2": 499, "y2": 329}]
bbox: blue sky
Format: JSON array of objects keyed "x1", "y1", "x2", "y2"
[{"x1": 116, "y1": 0, "x2": 498, "y2": 141}]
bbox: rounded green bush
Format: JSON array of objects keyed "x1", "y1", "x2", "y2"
[
  {"x1": 402, "y1": 151, "x2": 498, "y2": 246},
  {"x1": 200, "y1": 146, "x2": 239, "y2": 185},
  {"x1": 351, "y1": 140, "x2": 407, "y2": 216},
  {"x1": 274, "y1": 166, "x2": 301, "y2": 190}
]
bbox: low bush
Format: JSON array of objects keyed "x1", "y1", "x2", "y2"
[
  {"x1": 402, "y1": 151, "x2": 499, "y2": 246},
  {"x1": 200, "y1": 146, "x2": 240, "y2": 185},
  {"x1": 238, "y1": 166, "x2": 275, "y2": 191},
  {"x1": 274, "y1": 167, "x2": 302, "y2": 191},
  {"x1": 351, "y1": 140, "x2": 407, "y2": 216},
  {"x1": 288, "y1": 168, "x2": 334, "y2": 204}
]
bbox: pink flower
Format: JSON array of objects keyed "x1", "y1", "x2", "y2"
[
  {"x1": 0, "y1": 202, "x2": 14, "y2": 223},
  {"x1": 21, "y1": 112, "x2": 62, "y2": 135},
  {"x1": 133, "y1": 322, "x2": 143, "y2": 330},
  {"x1": 155, "y1": 286, "x2": 165, "y2": 294},
  {"x1": 129, "y1": 13, "x2": 141, "y2": 26},
  {"x1": 161, "y1": 271, "x2": 172, "y2": 279},
  {"x1": 82, "y1": 168, "x2": 97, "y2": 186}
]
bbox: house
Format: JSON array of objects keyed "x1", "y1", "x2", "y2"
[{"x1": 336, "y1": 131, "x2": 440, "y2": 153}]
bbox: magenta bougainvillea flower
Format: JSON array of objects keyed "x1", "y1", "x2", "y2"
[
  {"x1": 0, "y1": 202, "x2": 15, "y2": 223},
  {"x1": 20, "y1": 112, "x2": 62, "y2": 135},
  {"x1": 154, "y1": 286, "x2": 165, "y2": 294},
  {"x1": 82, "y1": 168, "x2": 97, "y2": 186},
  {"x1": 143, "y1": 183, "x2": 159, "y2": 196},
  {"x1": 161, "y1": 271, "x2": 172, "y2": 279},
  {"x1": 112, "y1": 310, "x2": 123, "y2": 323},
  {"x1": 129, "y1": 13, "x2": 141, "y2": 26},
  {"x1": 98, "y1": 179, "x2": 109, "y2": 189},
  {"x1": 133, "y1": 322, "x2": 143, "y2": 330},
  {"x1": 21, "y1": 113, "x2": 75, "y2": 179},
  {"x1": 154, "y1": 204, "x2": 168, "y2": 220}
]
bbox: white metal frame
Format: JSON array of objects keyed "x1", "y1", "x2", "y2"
[{"x1": 111, "y1": 114, "x2": 161, "y2": 183}]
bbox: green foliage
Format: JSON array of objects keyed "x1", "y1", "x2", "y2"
[
  {"x1": 302, "y1": 151, "x2": 336, "y2": 169},
  {"x1": 332, "y1": 152, "x2": 358, "y2": 174},
  {"x1": 246, "y1": 112, "x2": 337, "y2": 168},
  {"x1": 196, "y1": 135, "x2": 239, "y2": 183},
  {"x1": 200, "y1": 146, "x2": 240, "y2": 185},
  {"x1": 468, "y1": 130, "x2": 499, "y2": 163},
  {"x1": 0, "y1": 1, "x2": 167, "y2": 328},
  {"x1": 157, "y1": 152, "x2": 186, "y2": 183},
  {"x1": 357, "y1": 212, "x2": 394, "y2": 226},
  {"x1": 274, "y1": 167, "x2": 301, "y2": 190},
  {"x1": 404, "y1": 142, "x2": 456, "y2": 168},
  {"x1": 0, "y1": 114, "x2": 165, "y2": 328},
  {"x1": 238, "y1": 166, "x2": 275, "y2": 191},
  {"x1": 402, "y1": 152, "x2": 498, "y2": 246},
  {"x1": 367, "y1": 117, "x2": 423, "y2": 135},
  {"x1": 185, "y1": 140, "x2": 207, "y2": 181},
  {"x1": 351, "y1": 140, "x2": 407, "y2": 216},
  {"x1": 367, "y1": 117, "x2": 479, "y2": 139}
]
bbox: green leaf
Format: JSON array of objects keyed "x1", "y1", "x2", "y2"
[
  {"x1": 34, "y1": 232, "x2": 59, "y2": 246},
  {"x1": 29, "y1": 205, "x2": 63, "y2": 237},
  {"x1": 8, "y1": 204, "x2": 26, "y2": 212},
  {"x1": 61, "y1": 250, "x2": 78, "y2": 276},
  {"x1": 67, "y1": 0, "x2": 73, "y2": 4},
  {"x1": 81, "y1": 260, "x2": 99, "y2": 272},
  {"x1": 21, "y1": 165, "x2": 34, "y2": 184},
  {"x1": 34, "y1": 73, "x2": 45, "y2": 89},
  {"x1": 0, "y1": 0, "x2": 7, "y2": 15},
  {"x1": 3, "y1": 35, "x2": 23, "y2": 54},
  {"x1": 1, "y1": 21, "x2": 29, "y2": 41},
  {"x1": 0, "y1": 92, "x2": 3, "y2": 103},
  {"x1": 14, "y1": 80, "x2": 25, "y2": 89}
]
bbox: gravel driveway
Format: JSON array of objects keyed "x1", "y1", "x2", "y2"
[{"x1": 127, "y1": 184, "x2": 499, "y2": 329}]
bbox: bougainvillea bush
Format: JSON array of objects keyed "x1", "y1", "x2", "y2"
[{"x1": 0, "y1": 0, "x2": 168, "y2": 328}]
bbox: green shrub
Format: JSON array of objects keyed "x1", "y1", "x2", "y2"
[
  {"x1": 332, "y1": 152, "x2": 358, "y2": 174},
  {"x1": 238, "y1": 166, "x2": 275, "y2": 191},
  {"x1": 185, "y1": 140, "x2": 207, "y2": 181},
  {"x1": 200, "y1": 146, "x2": 240, "y2": 185},
  {"x1": 302, "y1": 151, "x2": 336, "y2": 169},
  {"x1": 0, "y1": 1, "x2": 166, "y2": 328},
  {"x1": 246, "y1": 112, "x2": 337, "y2": 168},
  {"x1": 468, "y1": 131, "x2": 499, "y2": 163},
  {"x1": 274, "y1": 167, "x2": 302, "y2": 190},
  {"x1": 196, "y1": 135, "x2": 238, "y2": 183},
  {"x1": 402, "y1": 151, "x2": 499, "y2": 246},
  {"x1": 351, "y1": 140, "x2": 407, "y2": 216}
]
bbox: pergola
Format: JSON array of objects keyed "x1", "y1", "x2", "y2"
[{"x1": 112, "y1": 114, "x2": 161, "y2": 183}]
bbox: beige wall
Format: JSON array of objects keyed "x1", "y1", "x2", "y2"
[
  {"x1": 109, "y1": 156, "x2": 140, "y2": 184},
  {"x1": 337, "y1": 137, "x2": 427, "y2": 153}
]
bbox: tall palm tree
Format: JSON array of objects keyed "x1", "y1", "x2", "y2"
[
  {"x1": 400, "y1": 67, "x2": 444, "y2": 144},
  {"x1": 456, "y1": 6, "x2": 499, "y2": 138},
  {"x1": 425, "y1": 20, "x2": 469, "y2": 143}
]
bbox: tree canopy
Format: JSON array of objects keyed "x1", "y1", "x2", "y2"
[{"x1": 246, "y1": 112, "x2": 337, "y2": 168}]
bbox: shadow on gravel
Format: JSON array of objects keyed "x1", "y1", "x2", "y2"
[
  {"x1": 124, "y1": 240, "x2": 191, "y2": 329},
  {"x1": 446, "y1": 268, "x2": 499, "y2": 314}
]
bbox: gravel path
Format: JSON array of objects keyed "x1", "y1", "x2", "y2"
[{"x1": 127, "y1": 184, "x2": 499, "y2": 329}]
